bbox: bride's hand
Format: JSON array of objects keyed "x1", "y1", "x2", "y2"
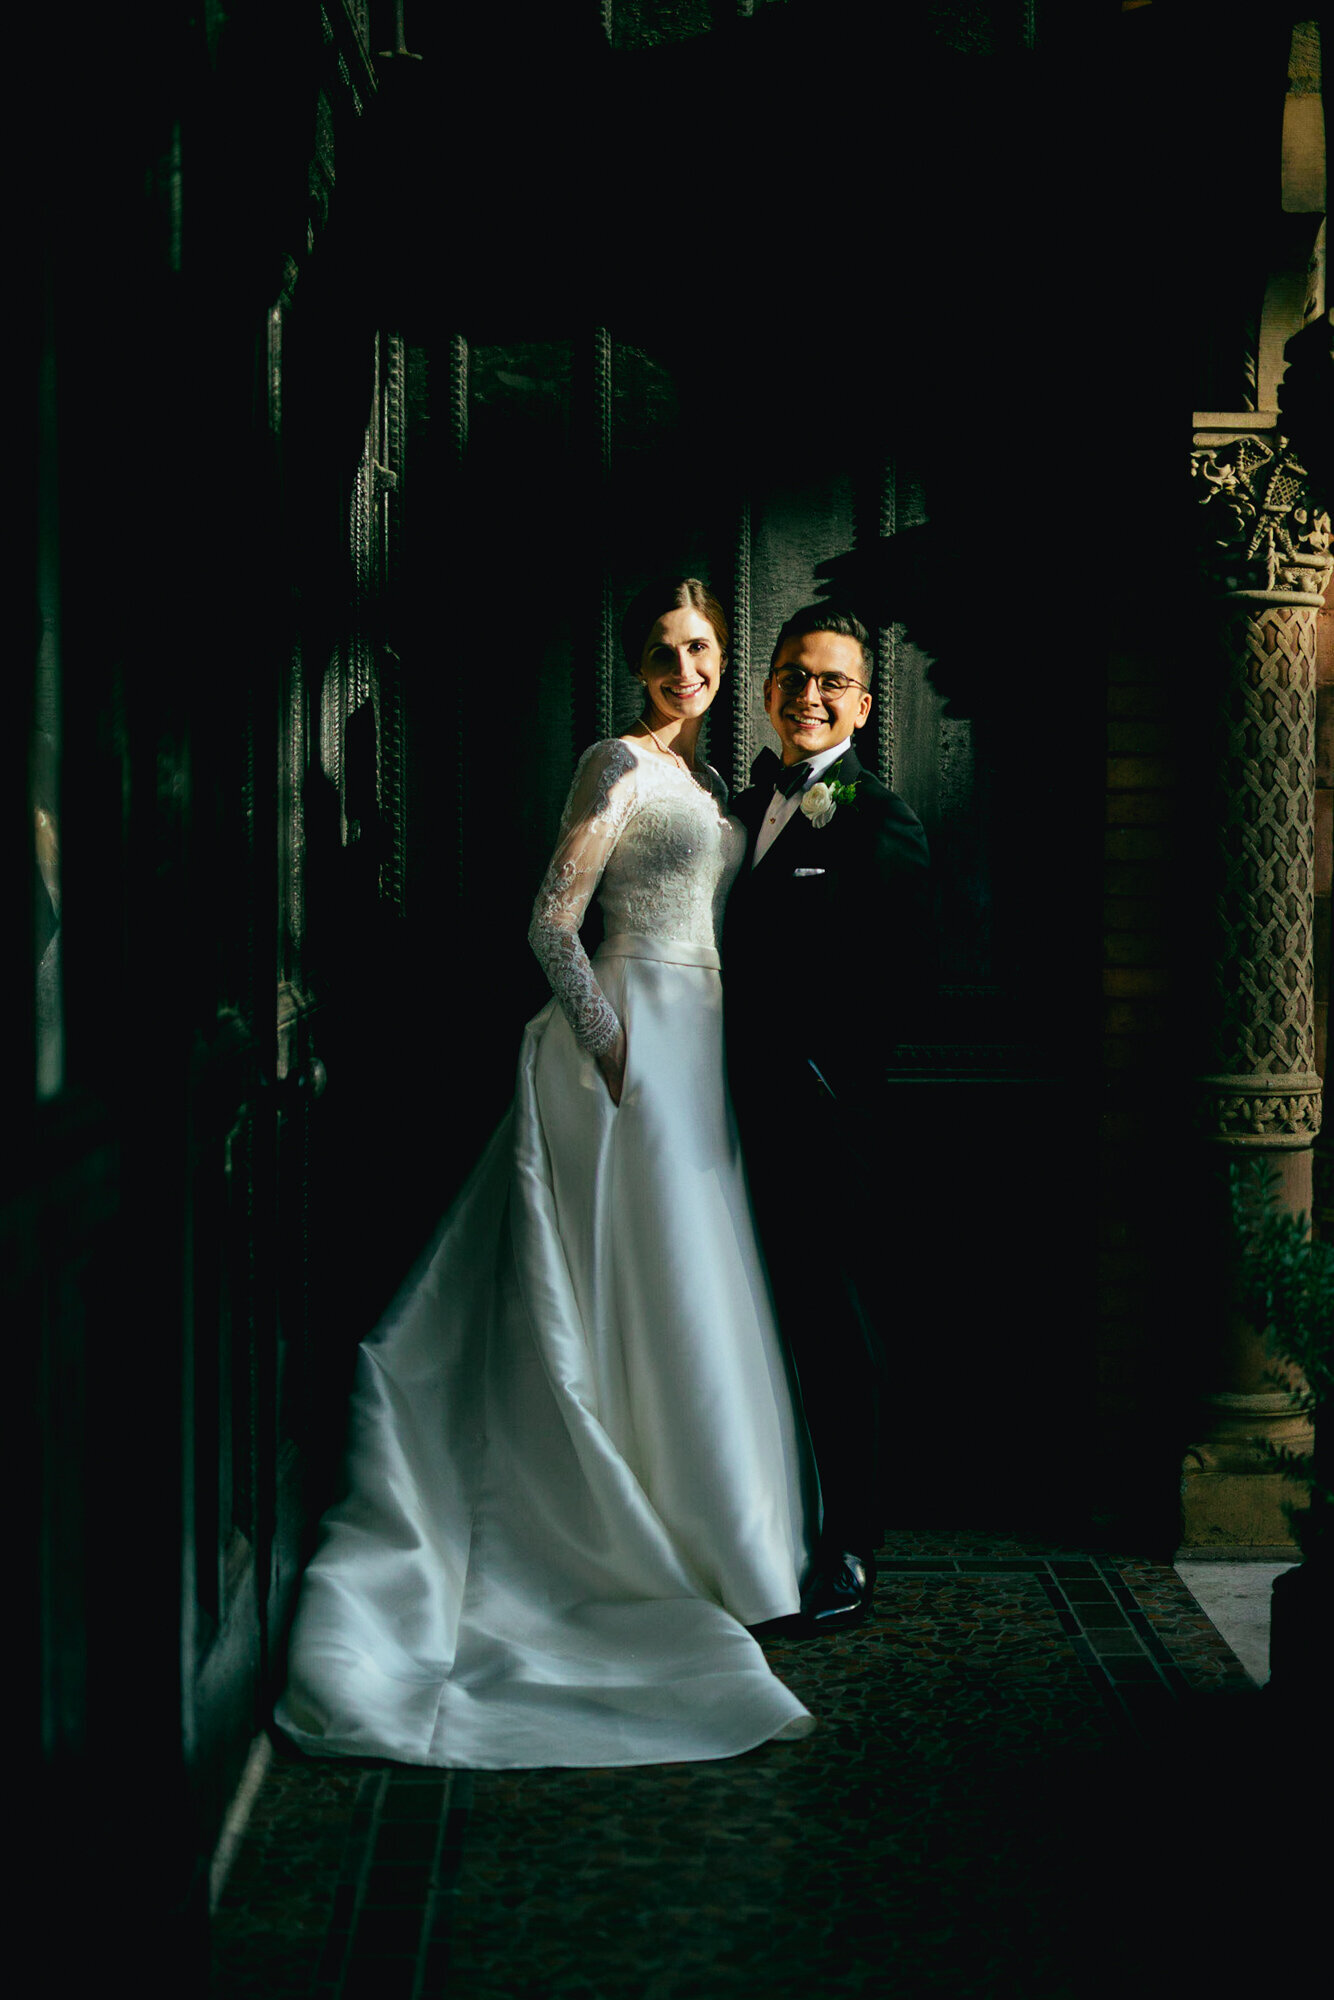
[{"x1": 596, "y1": 1030, "x2": 627, "y2": 1106}]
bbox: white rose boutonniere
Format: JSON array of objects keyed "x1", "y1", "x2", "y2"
[
  {"x1": 800, "y1": 780, "x2": 836, "y2": 828},
  {"x1": 800, "y1": 775, "x2": 859, "y2": 829}
]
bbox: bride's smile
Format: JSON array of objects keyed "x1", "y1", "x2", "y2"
[{"x1": 636, "y1": 607, "x2": 724, "y2": 733}]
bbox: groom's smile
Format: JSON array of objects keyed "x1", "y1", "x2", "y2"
[{"x1": 764, "y1": 630, "x2": 873, "y2": 764}]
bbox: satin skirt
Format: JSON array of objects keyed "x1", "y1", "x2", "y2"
[{"x1": 275, "y1": 935, "x2": 817, "y2": 1768}]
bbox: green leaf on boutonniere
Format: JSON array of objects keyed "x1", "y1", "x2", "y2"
[{"x1": 826, "y1": 777, "x2": 860, "y2": 806}]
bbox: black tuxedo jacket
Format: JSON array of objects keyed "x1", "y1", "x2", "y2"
[{"x1": 723, "y1": 743, "x2": 931, "y2": 1111}]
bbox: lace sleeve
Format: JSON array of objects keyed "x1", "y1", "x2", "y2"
[{"x1": 528, "y1": 740, "x2": 639, "y2": 1057}]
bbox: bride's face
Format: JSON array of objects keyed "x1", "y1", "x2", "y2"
[{"x1": 637, "y1": 608, "x2": 724, "y2": 728}]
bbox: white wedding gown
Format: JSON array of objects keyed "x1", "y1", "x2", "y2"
[{"x1": 275, "y1": 738, "x2": 817, "y2": 1768}]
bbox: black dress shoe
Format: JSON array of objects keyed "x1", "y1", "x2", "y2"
[{"x1": 800, "y1": 1551, "x2": 876, "y2": 1632}]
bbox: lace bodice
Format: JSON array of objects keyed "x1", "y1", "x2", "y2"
[{"x1": 529, "y1": 739, "x2": 746, "y2": 1057}]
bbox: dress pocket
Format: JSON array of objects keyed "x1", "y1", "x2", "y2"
[
  {"x1": 616, "y1": 988, "x2": 636, "y2": 1104},
  {"x1": 609, "y1": 982, "x2": 633, "y2": 1112}
]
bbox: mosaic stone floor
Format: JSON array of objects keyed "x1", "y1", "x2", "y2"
[{"x1": 211, "y1": 1529, "x2": 1290, "y2": 2000}]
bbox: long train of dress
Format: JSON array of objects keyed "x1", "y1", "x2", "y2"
[{"x1": 276, "y1": 749, "x2": 817, "y2": 1767}]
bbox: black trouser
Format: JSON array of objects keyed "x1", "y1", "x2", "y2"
[{"x1": 737, "y1": 1077, "x2": 888, "y2": 1557}]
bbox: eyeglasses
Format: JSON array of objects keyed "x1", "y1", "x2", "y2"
[{"x1": 770, "y1": 668, "x2": 869, "y2": 698}]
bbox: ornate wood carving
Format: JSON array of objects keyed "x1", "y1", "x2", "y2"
[
  {"x1": 1194, "y1": 424, "x2": 1331, "y2": 1148},
  {"x1": 378, "y1": 331, "x2": 407, "y2": 916},
  {"x1": 326, "y1": 331, "x2": 412, "y2": 909},
  {"x1": 730, "y1": 498, "x2": 752, "y2": 796},
  {"x1": 448, "y1": 333, "x2": 469, "y2": 900},
  {"x1": 875, "y1": 458, "x2": 898, "y2": 789}
]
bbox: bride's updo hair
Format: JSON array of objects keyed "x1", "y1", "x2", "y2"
[{"x1": 620, "y1": 576, "x2": 730, "y2": 674}]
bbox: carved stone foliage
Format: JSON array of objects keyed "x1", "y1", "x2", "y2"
[
  {"x1": 1191, "y1": 433, "x2": 1332, "y2": 599},
  {"x1": 1208, "y1": 1080, "x2": 1323, "y2": 1146}
]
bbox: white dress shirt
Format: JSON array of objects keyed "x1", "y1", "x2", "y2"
[{"x1": 752, "y1": 738, "x2": 855, "y2": 867}]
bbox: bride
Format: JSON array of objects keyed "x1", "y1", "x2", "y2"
[{"x1": 275, "y1": 577, "x2": 818, "y2": 1769}]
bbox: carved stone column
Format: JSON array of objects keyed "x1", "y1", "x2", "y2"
[{"x1": 1183, "y1": 422, "x2": 1332, "y2": 1545}]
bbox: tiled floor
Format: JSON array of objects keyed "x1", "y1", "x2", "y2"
[{"x1": 211, "y1": 1529, "x2": 1290, "y2": 1999}]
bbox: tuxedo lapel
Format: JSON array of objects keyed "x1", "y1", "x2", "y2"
[
  {"x1": 752, "y1": 741, "x2": 862, "y2": 869},
  {"x1": 736, "y1": 741, "x2": 869, "y2": 879},
  {"x1": 732, "y1": 782, "x2": 769, "y2": 847},
  {"x1": 831, "y1": 744, "x2": 864, "y2": 784}
]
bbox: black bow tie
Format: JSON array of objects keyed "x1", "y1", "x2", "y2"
[{"x1": 751, "y1": 748, "x2": 816, "y2": 799}]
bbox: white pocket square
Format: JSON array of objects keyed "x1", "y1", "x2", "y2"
[{"x1": 792, "y1": 868, "x2": 826, "y2": 878}]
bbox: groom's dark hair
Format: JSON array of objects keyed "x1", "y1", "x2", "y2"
[
  {"x1": 768, "y1": 605, "x2": 872, "y2": 677},
  {"x1": 621, "y1": 576, "x2": 730, "y2": 673}
]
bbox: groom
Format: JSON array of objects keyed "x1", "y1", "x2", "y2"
[{"x1": 724, "y1": 605, "x2": 931, "y2": 1632}]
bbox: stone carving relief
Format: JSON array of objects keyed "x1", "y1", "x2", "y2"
[
  {"x1": 1192, "y1": 434, "x2": 1332, "y2": 599},
  {"x1": 1209, "y1": 1083, "x2": 1323, "y2": 1146},
  {"x1": 1213, "y1": 598, "x2": 1318, "y2": 1064},
  {"x1": 1193, "y1": 429, "x2": 1327, "y2": 1147}
]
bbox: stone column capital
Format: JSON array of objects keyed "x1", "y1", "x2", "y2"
[{"x1": 1191, "y1": 425, "x2": 1333, "y2": 605}]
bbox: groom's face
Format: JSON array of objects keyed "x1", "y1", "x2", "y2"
[{"x1": 764, "y1": 631, "x2": 873, "y2": 765}]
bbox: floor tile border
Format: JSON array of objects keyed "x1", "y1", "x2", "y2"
[
  {"x1": 307, "y1": 1769, "x2": 461, "y2": 2000},
  {"x1": 876, "y1": 1553, "x2": 1253, "y2": 1731}
]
